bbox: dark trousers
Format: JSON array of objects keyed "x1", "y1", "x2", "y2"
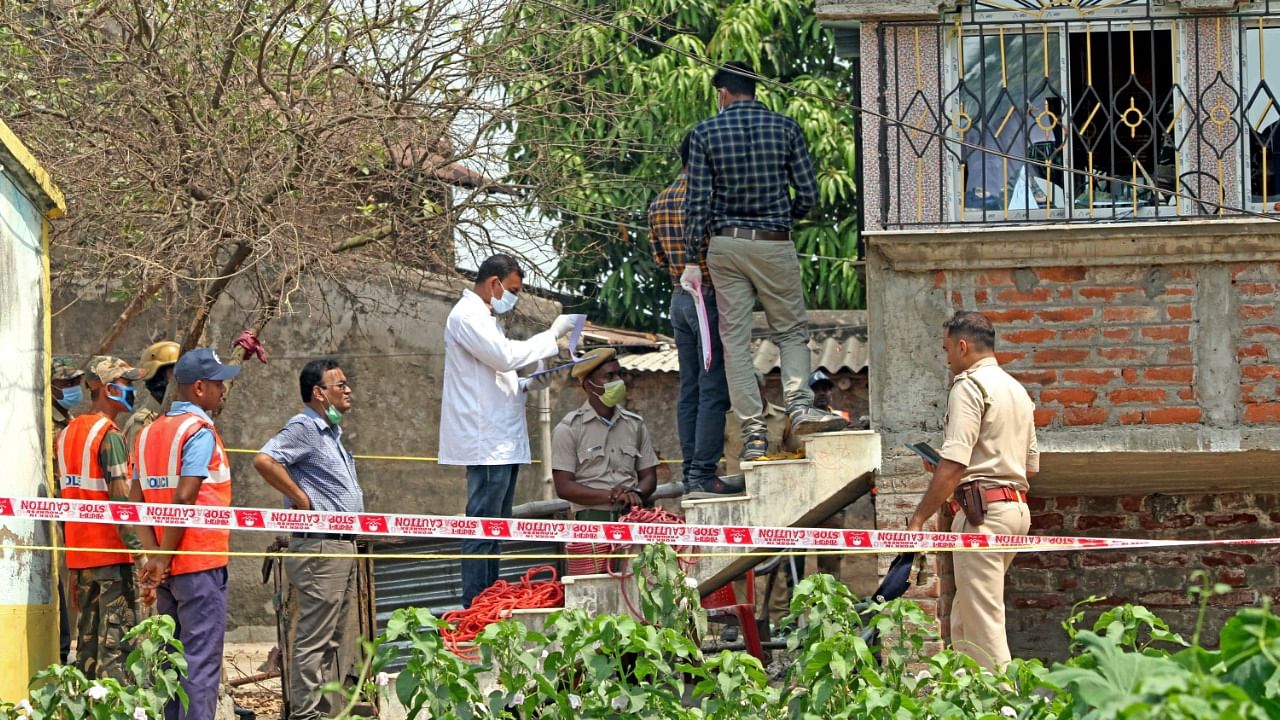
[
  {"x1": 461, "y1": 464, "x2": 519, "y2": 607},
  {"x1": 157, "y1": 567, "x2": 228, "y2": 720},
  {"x1": 670, "y1": 288, "x2": 730, "y2": 487},
  {"x1": 285, "y1": 538, "x2": 358, "y2": 720}
]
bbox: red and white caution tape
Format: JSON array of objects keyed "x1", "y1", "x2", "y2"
[{"x1": 0, "y1": 496, "x2": 1267, "y2": 553}]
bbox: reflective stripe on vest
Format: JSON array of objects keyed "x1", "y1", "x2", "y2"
[
  {"x1": 55, "y1": 414, "x2": 131, "y2": 569},
  {"x1": 137, "y1": 412, "x2": 232, "y2": 576}
]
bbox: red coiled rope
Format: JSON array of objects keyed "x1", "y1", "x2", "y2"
[{"x1": 441, "y1": 565, "x2": 564, "y2": 660}]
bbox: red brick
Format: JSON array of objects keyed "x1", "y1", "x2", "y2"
[
  {"x1": 1059, "y1": 288, "x2": 1073, "y2": 299},
  {"x1": 1141, "y1": 325, "x2": 1191, "y2": 342},
  {"x1": 1036, "y1": 267, "x2": 1088, "y2": 283},
  {"x1": 1004, "y1": 328, "x2": 1056, "y2": 345},
  {"x1": 1060, "y1": 327, "x2": 1097, "y2": 342},
  {"x1": 1011, "y1": 596, "x2": 1065, "y2": 610},
  {"x1": 1238, "y1": 344, "x2": 1269, "y2": 359},
  {"x1": 933, "y1": 271, "x2": 946, "y2": 288},
  {"x1": 1122, "y1": 367, "x2": 1139, "y2": 383},
  {"x1": 1218, "y1": 568, "x2": 1248, "y2": 587},
  {"x1": 1177, "y1": 387, "x2": 1198, "y2": 401},
  {"x1": 1202, "y1": 551, "x2": 1258, "y2": 567},
  {"x1": 1231, "y1": 264, "x2": 1253, "y2": 280},
  {"x1": 995, "y1": 351, "x2": 1027, "y2": 365},
  {"x1": 1030, "y1": 512, "x2": 1064, "y2": 530},
  {"x1": 1243, "y1": 325, "x2": 1280, "y2": 338},
  {"x1": 1077, "y1": 515, "x2": 1128, "y2": 531},
  {"x1": 1119, "y1": 496, "x2": 1143, "y2": 512},
  {"x1": 1144, "y1": 407, "x2": 1202, "y2": 424},
  {"x1": 1167, "y1": 347, "x2": 1194, "y2": 363},
  {"x1": 1027, "y1": 496, "x2": 1047, "y2": 512},
  {"x1": 1063, "y1": 368, "x2": 1119, "y2": 385},
  {"x1": 1033, "y1": 408, "x2": 1057, "y2": 428},
  {"x1": 1145, "y1": 366, "x2": 1195, "y2": 383},
  {"x1": 1010, "y1": 370, "x2": 1057, "y2": 386},
  {"x1": 984, "y1": 309, "x2": 1035, "y2": 323},
  {"x1": 1104, "y1": 306, "x2": 1157, "y2": 322},
  {"x1": 1239, "y1": 305, "x2": 1275, "y2": 320},
  {"x1": 1080, "y1": 551, "x2": 1129, "y2": 566},
  {"x1": 1140, "y1": 591, "x2": 1194, "y2": 607},
  {"x1": 951, "y1": 291, "x2": 964, "y2": 305},
  {"x1": 975, "y1": 270, "x2": 1012, "y2": 287},
  {"x1": 1078, "y1": 286, "x2": 1141, "y2": 301},
  {"x1": 1164, "y1": 287, "x2": 1194, "y2": 296},
  {"x1": 1205, "y1": 513, "x2": 1259, "y2": 528},
  {"x1": 1033, "y1": 348, "x2": 1091, "y2": 364},
  {"x1": 1057, "y1": 574, "x2": 1080, "y2": 591},
  {"x1": 1102, "y1": 327, "x2": 1133, "y2": 342},
  {"x1": 1041, "y1": 388, "x2": 1097, "y2": 406},
  {"x1": 1242, "y1": 365, "x2": 1280, "y2": 381},
  {"x1": 1014, "y1": 552, "x2": 1069, "y2": 569},
  {"x1": 1238, "y1": 282, "x2": 1277, "y2": 295},
  {"x1": 1139, "y1": 513, "x2": 1195, "y2": 530},
  {"x1": 1245, "y1": 403, "x2": 1280, "y2": 423},
  {"x1": 997, "y1": 287, "x2": 1052, "y2": 303},
  {"x1": 1167, "y1": 268, "x2": 1197, "y2": 280},
  {"x1": 1118, "y1": 410, "x2": 1144, "y2": 425},
  {"x1": 1098, "y1": 347, "x2": 1154, "y2": 362},
  {"x1": 974, "y1": 289, "x2": 989, "y2": 303},
  {"x1": 1038, "y1": 307, "x2": 1095, "y2": 323},
  {"x1": 1167, "y1": 304, "x2": 1194, "y2": 320},
  {"x1": 1209, "y1": 589, "x2": 1261, "y2": 607},
  {"x1": 1108, "y1": 388, "x2": 1167, "y2": 404},
  {"x1": 1054, "y1": 496, "x2": 1079, "y2": 509},
  {"x1": 1064, "y1": 407, "x2": 1109, "y2": 426}
]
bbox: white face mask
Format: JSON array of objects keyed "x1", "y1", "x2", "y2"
[{"x1": 491, "y1": 284, "x2": 518, "y2": 314}]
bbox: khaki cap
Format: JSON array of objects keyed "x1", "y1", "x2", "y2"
[
  {"x1": 570, "y1": 348, "x2": 618, "y2": 380},
  {"x1": 138, "y1": 340, "x2": 180, "y2": 380}
]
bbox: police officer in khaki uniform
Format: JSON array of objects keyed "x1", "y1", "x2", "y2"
[
  {"x1": 123, "y1": 340, "x2": 180, "y2": 451},
  {"x1": 551, "y1": 348, "x2": 659, "y2": 574},
  {"x1": 907, "y1": 310, "x2": 1038, "y2": 670}
]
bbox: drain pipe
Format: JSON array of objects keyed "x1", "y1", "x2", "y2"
[{"x1": 537, "y1": 386, "x2": 554, "y2": 500}]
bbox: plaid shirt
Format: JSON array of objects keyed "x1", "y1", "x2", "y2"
[
  {"x1": 260, "y1": 407, "x2": 363, "y2": 513},
  {"x1": 683, "y1": 100, "x2": 819, "y2": 259},
  {"x1": 648, "y1": 173, "x2": 712, "y2": 289}
]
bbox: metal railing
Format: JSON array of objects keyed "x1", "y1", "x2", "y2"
[{"x1": 875, "y1": 0, "x2": 1280, "y2": 228}]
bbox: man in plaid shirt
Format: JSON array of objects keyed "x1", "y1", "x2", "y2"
[
  {"x1": 681, "y1": 61, "x2": 845, "y2": 461},
  {"x1": 649, "y1": 134, "x2": 738, "y2": 498}
]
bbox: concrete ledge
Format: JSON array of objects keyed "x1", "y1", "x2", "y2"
[
  {"x1": 816, "y1": 0, "x2": 948, "y2": 21},
  {"x1": 867, "y1": 219, "x2": 1280, "y2": 272}
]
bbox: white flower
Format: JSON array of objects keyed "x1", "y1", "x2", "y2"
[
  {"x1": 134, "y1": 708, "x2": 148, "y2": 720},
  {"x1": 612, "y1": 696, "x2": 628, "y2": 712},
  {"x1": 375, "y1": 672, "x2": 390, "y2": 687},
  {"x1": 87, "y1": 684, "x2": 109, "y2": 701},
  {"x1": 511, "y1": 691, "x2": 525, "y2": 705},
  {"x1": 954, "y1": 668, "x2": 967, "y2": 677},
  {"x1": 914, "y1": 669, "x2": 932, "y2": 682},
  {"x1": 17, "y1": 699, "x2": 33, "y2": 716},
  {"x1": 568, "y1": 694, "x2": 582, "y2": 710},
  {"x1": 1000, "y1": 706, "x2": 1017, "y2": 718},
  {"x1": 678, "y1": 597, "x2": 689, "y2": 610},
  {"x1": 683, "y1": 577, "x2": 698, "y2": 589}
]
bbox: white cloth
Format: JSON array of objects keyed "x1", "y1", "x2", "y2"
[{"x1": 438, "y1": 289, "x2": 559, "y2": 466}]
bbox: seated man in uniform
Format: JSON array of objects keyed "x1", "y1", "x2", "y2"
[{"x1": 552, "y1": 348, "x2": 658, "y2": 575}]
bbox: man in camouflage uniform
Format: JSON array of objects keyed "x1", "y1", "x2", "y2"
[
  {"x1": 51, "y1": 356, "x2": 84, "y2": 663},
  {"x1": 57, "y1": 356, "x2": 146, "y2": 680},
  {"x1": 123, "y1": 340, "x2": 180, "y2": 451}
]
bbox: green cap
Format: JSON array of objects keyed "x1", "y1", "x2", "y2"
[{"x1": 52, "y1": 356, "x2": 84, "y2": 381}]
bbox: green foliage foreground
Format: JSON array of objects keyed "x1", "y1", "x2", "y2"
[{"x1": 5, "y1": 552, "x2": 1280, "y2": 719}]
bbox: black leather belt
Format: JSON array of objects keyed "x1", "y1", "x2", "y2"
[
  {"x1": 293, "y1": 532, "x2": 356, "y2": 541},
  {"x1": 717, "y1": 226, "x2": 790, "y2": 242}
]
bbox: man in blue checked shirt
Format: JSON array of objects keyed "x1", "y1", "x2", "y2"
[
  {"x1": 253, "y1": 358, "x2": 362, "y2": 720},
  {"x1": 682, "y1": 61, "x2": 846, "y2": 463}
]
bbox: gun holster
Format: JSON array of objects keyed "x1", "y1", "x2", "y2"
[{"x1": 955, "y1": 481, "x2": 987, "y2": 527}]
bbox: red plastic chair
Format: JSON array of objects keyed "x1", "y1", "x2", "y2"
[{"x1": 700, "y1": 570, "x2": 764, "y2": 662}]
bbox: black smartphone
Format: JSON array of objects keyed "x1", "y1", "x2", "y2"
[{"x1": 905, "y1": 442, "x2": 941, "y2": 465}]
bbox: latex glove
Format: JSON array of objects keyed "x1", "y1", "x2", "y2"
[
  {"x1": 520, "y1": 372, "x2": 554, "y2": 393},
  {"x1": 550, "y1": 314, "x2": 578, "y2": 339},
  {"x1": 680, "y1": 265, "x2": 703, "y2": 293}
]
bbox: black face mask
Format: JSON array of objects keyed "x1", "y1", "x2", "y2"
[{"x1": 146, "y1": 372, "x2": 169, "y2": 404}]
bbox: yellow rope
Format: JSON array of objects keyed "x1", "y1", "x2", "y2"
[{"x1": 223, "y1": 448, "x2": 684, "y2": 464}]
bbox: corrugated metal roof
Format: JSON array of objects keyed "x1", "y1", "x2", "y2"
[{"x1": 618, "y1": 310, "x2": 869, "y2": 375}]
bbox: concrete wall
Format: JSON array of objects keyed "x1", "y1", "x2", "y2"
[
  {"x1": 52, "y1": 273, "x2": 561, "y2": 634},
  {"x1": 866, "y1": 219, "x2": 1280, "y2": 659}
]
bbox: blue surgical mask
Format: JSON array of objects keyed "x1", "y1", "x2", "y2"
[
  {"x1": 108, "y1": 383, "x2": 136, "y2": 412},
  {"x1": 56, "y1": 385, "x2": 82, "y2": 410},
  {"x1": 491, "y1": 286, "x2": 518, "y2": 314}
]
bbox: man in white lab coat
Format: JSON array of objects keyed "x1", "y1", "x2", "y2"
[{"x1": 439, "y1": 253, "x2": 577, "y2": 607}]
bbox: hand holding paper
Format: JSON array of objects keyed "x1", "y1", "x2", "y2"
[{"x1": 680, "y1": 265, "x2": 702, "y2": 294}]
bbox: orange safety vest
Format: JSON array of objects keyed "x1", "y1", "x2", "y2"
[
  {"x1": 55, "y1": 414, "x2": 132, "y2": 569},
  {"x1": 134, "y1": 412, "x2": 232, "y2": 576}
]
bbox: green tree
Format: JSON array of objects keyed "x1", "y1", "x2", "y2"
[{"x1": 491, "y1": 0, "x2": 861, "y2": 331}]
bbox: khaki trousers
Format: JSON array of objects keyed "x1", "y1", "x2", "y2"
[
  {"x1": 285, "y1": 538, "x2": 358, "y2": 720},
  {"x1": 949, "y1": 501, "x2": 1030, "y2": 670},
  {"x1": 707, "y1": 235, "x2": 812, "y2": 437}
]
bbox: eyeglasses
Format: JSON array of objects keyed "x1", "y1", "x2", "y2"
[{"x1": 319, "y1": 381, "x2": 352, "y2": 391}]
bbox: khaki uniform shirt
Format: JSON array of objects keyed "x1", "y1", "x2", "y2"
[
  {"x1": 723, "y1": 403, "x2": 796, "y2": 475},
  {"x1": 552, "y1": 402, "x2": 659, "y2": 512},
  {"x1": 123, "y1": 406, "x2": 160, "y2": 454},
  {"x1": 939, "y1": 356, "x2": 1039, "y2": 492}
]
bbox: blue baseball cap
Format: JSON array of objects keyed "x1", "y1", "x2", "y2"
[{"x1": 174, "y1": 348, "x2": 241, "y2": 384}]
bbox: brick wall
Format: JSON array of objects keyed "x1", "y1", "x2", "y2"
[
  {"x1": 1006, "y1": 492, "x2": 1280, "y2": 660},
  {"x1": 938, "y1": 265, "x2": 1207, "y2": 428},
  {"x1": 1234, "y1": 265, "x2": 1280, "y2": 423}
]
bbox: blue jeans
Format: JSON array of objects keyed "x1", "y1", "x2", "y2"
[
  {"x1": 461, "y1": 464, "x2": 519, "y2": 607},
  {"x1": 670, "y1": 288, "x2": 730, "y2": 487},
  {"x1": 157, "y1": 567, "x2": 227, "y2": 720}
]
